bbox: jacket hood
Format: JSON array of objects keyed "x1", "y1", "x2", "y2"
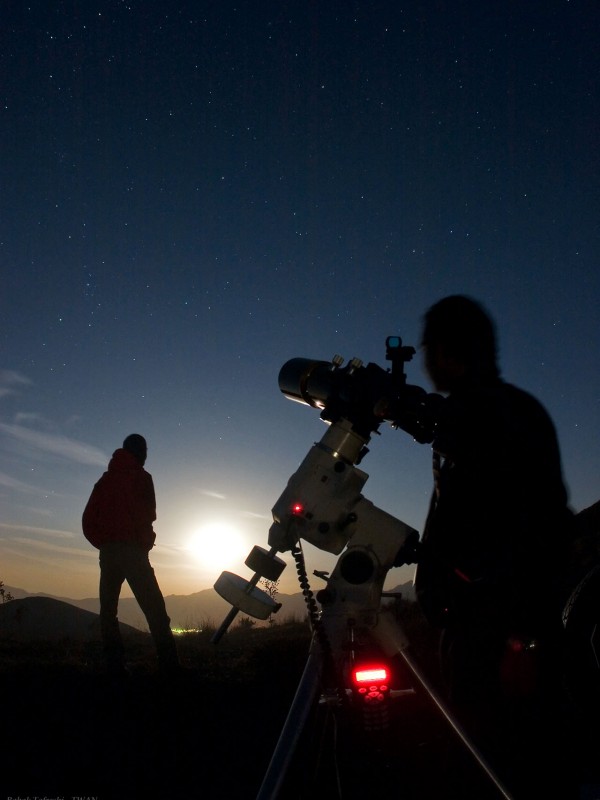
[{"x1": 108, "y1": 448, "x2": 143, "y2": 471}]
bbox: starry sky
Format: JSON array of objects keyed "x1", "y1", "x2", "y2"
[{"x1": 1, "y1": 0, "x2": 599, "y2": 600}]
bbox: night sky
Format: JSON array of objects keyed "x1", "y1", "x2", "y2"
[{"x1": 2, "y1": 1, "x2": 599, "y2": 600}]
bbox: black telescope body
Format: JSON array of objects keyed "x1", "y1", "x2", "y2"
[
  {"x1": 278, "y1": 357, "x2": 396, "y2": 438},
  {"x1": 278, "y1": 342, "x2": 441, "y2": 444}
]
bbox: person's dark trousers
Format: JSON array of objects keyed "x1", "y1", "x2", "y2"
[{"x1": 99, "y1": 542, "x2": 179, "y2": 672}]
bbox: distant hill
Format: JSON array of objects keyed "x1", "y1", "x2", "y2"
[
  {"x1": 2, "y1": 585, "x2": 311, "y2": 631},
  {"x1": 0, "y1": 596, "x2": 144, "y2": 642},
  {"x1": 3, "y1": 580, "x2": 415, "y2": 633}
]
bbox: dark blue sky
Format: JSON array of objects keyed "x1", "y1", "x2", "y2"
[{"x1": 1, "y1": 0, "x2": 599, "y2": 597}]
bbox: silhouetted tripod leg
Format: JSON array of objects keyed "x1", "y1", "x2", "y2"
[{"x1": 256, "y1": 651, "x2": 321, "y2": 800}]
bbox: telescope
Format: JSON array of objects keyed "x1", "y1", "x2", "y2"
[
  {"x1": 211, "y1": 337, "x2": 513, "y2": 800},
  {"x1": 277, "y1": 336, "x2": 439, "y2": 443},
  {"x1": 212, "y1": 334, "x2": 434, "y2": 627}
]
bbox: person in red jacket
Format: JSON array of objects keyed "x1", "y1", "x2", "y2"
[{"x1": 83, "y1": 434, "x2": 179, "y2": 674}]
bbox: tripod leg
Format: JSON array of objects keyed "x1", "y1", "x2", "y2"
[
  {"x1": 256, "y1": 650, "x2": 321, "y2": 800},
  {"x1": 398, "y1": 648, "x2": 514, "y2": 800}
]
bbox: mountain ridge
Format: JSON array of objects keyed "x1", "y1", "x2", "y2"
[
  {"x1": 2, "y1": 580, "x2": 416, "y2": 633},
  {"x1": 0, "y1": 595, "x2": 145, "y2": 642}
]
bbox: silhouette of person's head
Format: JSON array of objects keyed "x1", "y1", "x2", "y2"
[
  {"x1": 421, "y1": 295, "x2": 499, "y2": 392},
  {"x1": 123, "y1": 433, "x2": 148, "y2": 465}
]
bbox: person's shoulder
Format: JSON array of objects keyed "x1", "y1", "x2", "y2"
[
  {"x1": 498, "y1": 383, "x2": 562, "y2": 453},
  {"x1": 140, "y1": 468, "x2": 154, "y2": 488},
  {"x1": 448, "y1": 379, "x2": 554, "y2": 432},
  {"x1": 500, "y1": 381, "x2": 553, "y2": 418}
]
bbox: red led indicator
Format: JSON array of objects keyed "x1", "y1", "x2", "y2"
[{"x1": 291, "y1": 502, "x2": 304, "y2": 515}]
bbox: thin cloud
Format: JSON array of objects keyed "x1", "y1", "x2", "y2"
[
  {"x1": 14, "y1": 412, "x2": 42, "y2": 425},
  {"x1": 0, "y1": 522, "x2": 75, "y2": 539},
  {"x1": 0, "y1": 536, "x2": 96, "y2": 560},
  {"x1": 241, "y1": 510, "x2": 271, "y2": 520},
  {"x1": 200, "y1": 490, "x2": 227, "y2": 500},
  {"x1": 0, "y1": 471, "x2": 41, "y2": 494},
  {"x1": 0, "y1": 423, "x2": 108, "y2": 466},
  {"x1": 0, "y1": 370, "x2": 32, "y2": 399}
]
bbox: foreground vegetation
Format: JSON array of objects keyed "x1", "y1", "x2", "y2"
[
  {"x1": 0, "y1": 598, "x2": 440, "y2": 681},
  {"x1": 0, "y1": 602, "x2": 461, "y2": 800},
  {"x1": 0, "y1": 617, "x2": 314, "y2": 800},
  {"x1": 0, "y1": 614, "x2": 312, "y2": 679},
  {"x1": 1, "y1": 600, "x2": 598, "y2": 799}
]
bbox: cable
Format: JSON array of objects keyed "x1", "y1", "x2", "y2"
[{"x1": 291, "y1": 542, "x2": 346, "y2": 700}]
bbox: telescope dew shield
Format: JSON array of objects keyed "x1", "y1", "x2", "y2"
[{"x1": 278, "y1": 358, "x2": 340, "y2": 408}]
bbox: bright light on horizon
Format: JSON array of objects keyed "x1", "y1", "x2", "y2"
[{"x1": 186, "y1": 520, "x2": 250, "y2": 573}]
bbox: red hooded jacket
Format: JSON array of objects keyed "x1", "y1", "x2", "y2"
[{"x1": 82, "y1": 448, "x2": 157, "y2": 550}]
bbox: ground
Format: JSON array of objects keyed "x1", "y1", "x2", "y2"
[
  {"x1": 1, "y1": 624, "x2": 311, "y2": 800},
  {"x1": 0, "y1": 620, "x2": 474, "y2": 800},
  {"x1": 1, "y1": 617, "x2": 598, "y2": 800}
]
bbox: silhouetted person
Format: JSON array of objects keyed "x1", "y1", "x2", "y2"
[
  {"x1": 563, "y1": 499, "x2": 600, "y2": 731},
  {"x1": 83, "y1": 434, "x2": 179, "y2": 675},
  {"x1": 573, "y1": 498, "x2": 600, "y2": 574},
  {"x1": 413, "y1": 296, "x2": 578, "y2": 797}
]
